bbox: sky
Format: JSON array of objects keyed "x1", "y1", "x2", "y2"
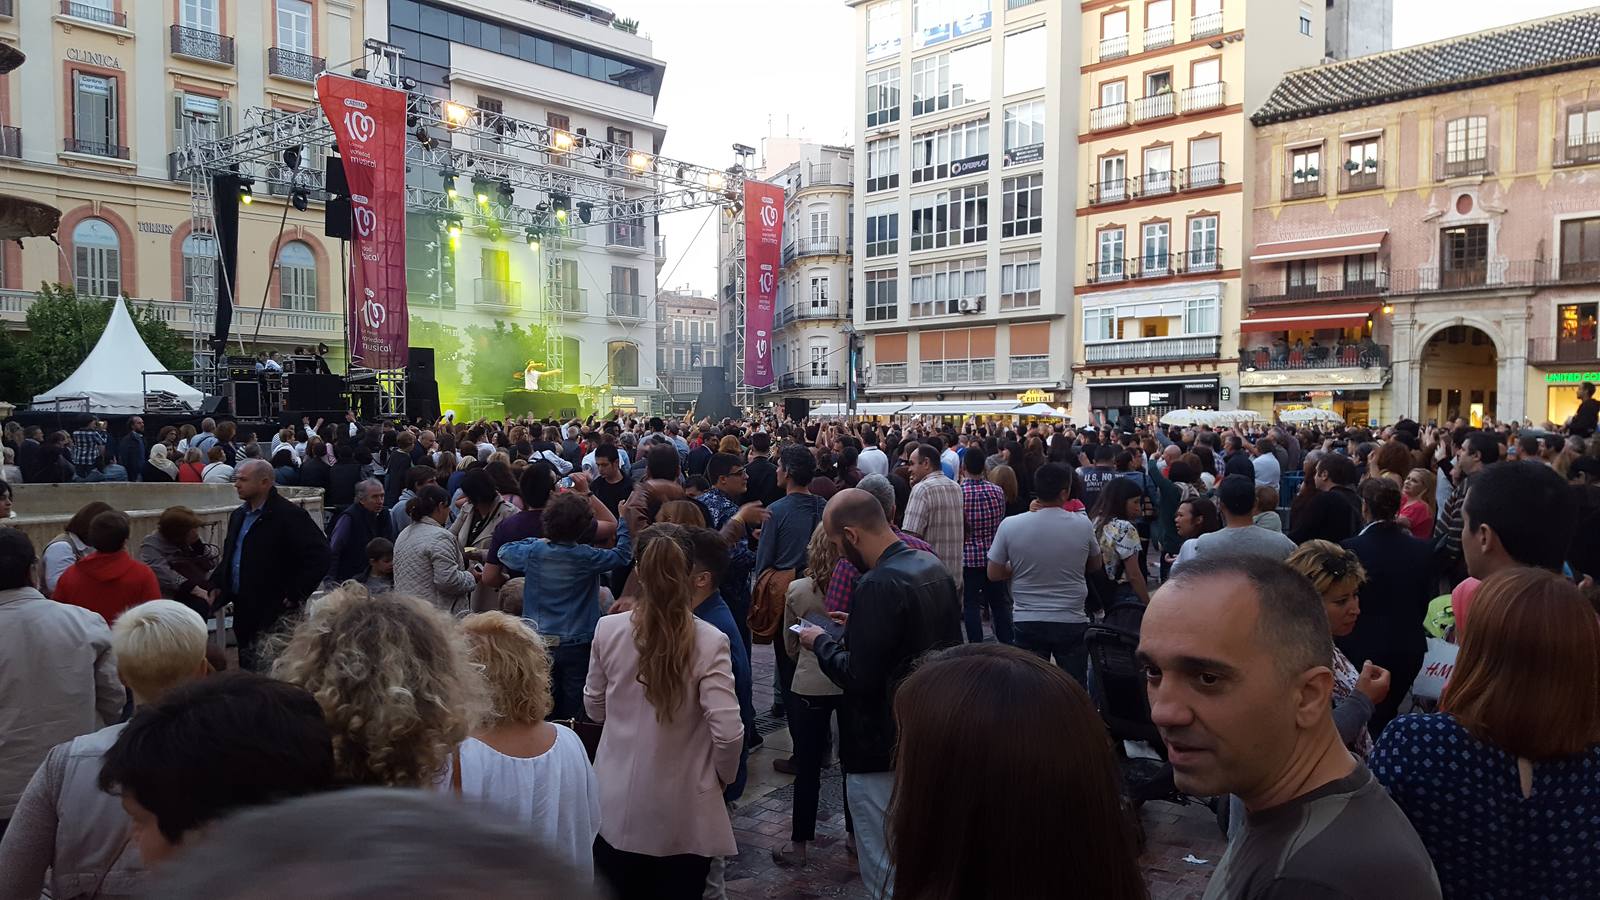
[{"x1": 625, "y1": 0, "x2": 1597, "y2": 298}]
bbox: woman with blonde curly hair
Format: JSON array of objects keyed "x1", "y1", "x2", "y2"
[
  {"x1": 1283, "y1": 540, "x2": 1388, "y2": 759},
  {"x1": 455, "y1": 612, "x2": 601, "y2": 879},
  {"x1": 584, "y1": 523, "x2": 743, "y2": 899},
  {"x1": 271, "y1": 585, "x2": 486, "y2": 787}
]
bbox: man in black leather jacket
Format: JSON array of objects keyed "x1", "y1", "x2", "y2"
[{"x1": 800, "y1": 489, "x2": 960, "y2": 898}]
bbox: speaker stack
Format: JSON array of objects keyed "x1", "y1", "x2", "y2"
[
  {"x1": 696, "y1": 366, "x2": 736, "y2": 421},
  {"x1": 406, "y1": 346, "x2": 441, "y2": 423}
]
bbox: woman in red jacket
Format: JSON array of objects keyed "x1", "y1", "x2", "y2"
[{"x1": 52, "y1": 510, "x2": 162, "y2": 625}]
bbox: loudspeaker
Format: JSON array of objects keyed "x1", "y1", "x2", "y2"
[
  {"x1": 695, "y1": 366, "x2": 735, "y2": 421},
  {"x1": 406, "y1": 378, "x2": 440, "y2": 423},
  {"x1": 784, "y1": 398, "x2": 811, "y2": 422},
  {"x1": 351, "y1": 388, "x2": 378, "y2": 422},
  {"x1": 407, "y1": 346, "x2": 436, "y2": 382},
  {"x1": 288, "y1": 373, "x2": 344, "y2": 411},
  {"x1": 324, "y1": 155, "x2": 351, "y2": 240},
  {"x1": 200, "y1": 394, "x2": 227, "y2": 416},
  {"x1": 230, "y1": 380, "x2": 262, "y2": 419}
]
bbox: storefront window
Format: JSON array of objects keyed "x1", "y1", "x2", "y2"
[{"x1": 1558, "y1": 303, "x2": 1598, "y2": 361}]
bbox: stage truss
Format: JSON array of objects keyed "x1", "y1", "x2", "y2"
[{"x1": 172, "y1": 46, "x2": 747, "y2": 416}]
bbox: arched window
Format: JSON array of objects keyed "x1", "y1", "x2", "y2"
[
  {"x1": 73, "y1": 217, "x2": 121, "y2": 298},
  {"x1": 608, "y1": 340, "x2": 638, "y2": 386},
  {"x1": 181, "y1": 232, "x2": 216, "y2": 304},
  {"x1": 277, "y1": 240, "x2": 317, "y2": 311}
]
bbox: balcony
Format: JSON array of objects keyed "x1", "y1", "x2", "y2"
[
  {"x1": 794, "y1": 235, "x2": 841, "y2": 260},
  {"x1": 1182, "y1": 247, "x2": 1223, "y2": 275},
  {"x1": 1435, "y1": 150, "x2": 1493, "y2": 180},
  {"x1": 1529, "y1": 335, "x2": 1600, "y2": 365},
  {"x1": 474, "y1": 279, "x2": 522, "y2": 309},
  {"x1": 1144, "y1": 23, "x2": 1175, "y2": 50},
  {"x1": 61, "y1": 1, "x2": 125, "y2": 26},
  {"x1": 0, "y1": 126, "x2": 19, "y2": 160},
  {"x1": 1555, "y1": 137, "x2": 1600, "y2": 168},
  {"x1": 1088, "y1": 251, "x2": 1221, "y2": 284},
  {"x1": 1339, "y1": 162, "x2": 1384, "y2": 193},
  {"x1": 1136, "y1": 253, "x2": 1173, "y2": 279},
  {"x1": 548, "y1": 287, "x2": 587, "y2": 316},
  {"x1": 1089, "y1": 102, "x2": 1131, "y2": 132},
  {"x1": 778, "y1": 372, "x2": 844, "y2": 391},
  {"x1": 63, "y1": 138, "x2": 128, "y2": 160},
  {"x1": 1084, "y1": 335, "x2": 1222, "y2": 365},
  {"x1": 1180, "y1": 82, "x2": 1226, "y2": 114},
  {"x1": 793, "y1": 162, "x2": 853, "y2": 191},
  {"x1": 1088, "y1": 178, "x2": 1129, "y2": 206},
  {"x1": 1388, "y1": 258, "x2": 1600, "y2": 294},
  {"x1": 1134, "y1": 93, "x2": 1177, "y2": 123},
  {"x1": 606, "y1": 292, "x2": 646, "y2": 321},
  {"x1": 268, "y1": 48, "x2": 326, "y2": 84},
  {"x1": 171, "y1": 25, "x2": 235, "y2": 65},
  {"x1": 1184, "y1": 162, "x2": 1225, "y2": 190},
  {"x1": 0, "y1": 289, "x2": 338, "y2": 340},
  {"x1": 1098, "y1": 34, "x2": 1130, "y2": 62},
  {"x1": 1191, "y1": 11, "x2": 1225, "y2": 38},
  {"x1": 607, "y1": 221, "x2": 648, "y2": 252},
  {"x1": 1250, "y1": 272, "x2": 1389, "y2": 305},
  {"x1": 778, "y1": 302, "x2": 842, "y2": 327},
  {"x1": 1240, "y1": 344, "x2": 1390, "y2": 372},
  {"x1": 1133, "y1": 170, "x2": 1177, "y2": 198},
  {"x1": 1285, "y1": 174, "x2": 1324, "y2": 200}
]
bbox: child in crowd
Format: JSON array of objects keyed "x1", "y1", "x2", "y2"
[
  {"x1": 359, "y1": 538, "x2": 395, "y2": 594},
  {"x1": 1254, "y1": 485, "x2": 1283, "y2": 532}
]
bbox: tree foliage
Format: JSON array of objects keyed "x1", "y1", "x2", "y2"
[
  {"x1": 4, "y1": 284, "x2": 191, "y2": 401},
  {"x1": 463, "y1": 320, "x2": 550, "y2": 400}
]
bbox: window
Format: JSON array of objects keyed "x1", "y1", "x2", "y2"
[
  {"x1": 914, "y1": 117, "x2": 989, "y2": 182},
  {"x1": 1003, "y1": 26, "x2": 1046, "y2": 96},
  {"x1": 1567, "y1": 106, "x2": 1600, "y2": 148},
  {"x1": 1000, "y1": 249, "x2": 1041, "y2": 309},
  {"x1": 910, "y1": 53, "x2": 949, "y2": 117},
  {"x1": 1187, "y1": 215, "x2": 1218, "y2": 271},
  {"x1": 1289, "y1": 145, "x2": 1322, "y2": 195},
  {"x1": 276, "y1": 0, "x2": 312, "y2": 55},
  {"x1": 811, "y1": 276, "x2": 831, "y2": 306},
  {"x1": 173, "y1": 92, "x2": 224, "y2": 160},
  {"x1": 1100, "y1": 9, "x2": 1129, "y2": 60},
  {"x1": 1558, "y1": 302, "x2": 1598, "y2": 351},
  {"x1": 608, "y1": 341, "x2": 639, "y2": 386},
  {"x1": 706, "y1": 322, "x2": 716, "y2": 343},
  {"x1": 1098, "y1": 154, "x2": 1127, "y2": 202},
  {"x1": 689, "y1": 319, "x2": 702, "y2": 343},
  {"x1": 183, "y1": 0, "x2": 219, "y2": 31},
  {"x1": 1145, "y1": 70, "x2": 1172, "y2": 97},
  {"x1": 1344, "y1": 253, "x2": 1379, "y2": 286},
  {"x1": 867, "y1": 137, "x2": 900, "y2": 192},
  {"x1": 867, "y1": 67, "x2": 901, "y2": 128},
  {"x1": 72, "y1": 72, "x2": 118, "y2": 157},
  {"x1": 1287, "y1": 259, "x2": 1316, "y2": 291},
  {"x1": 1096, "y1": 227, "x2": 1125, "y2": 280},
  {"x1": 1146, "y1": 0, "x2": 1174, "y2": 47},
  {"x1": 1142, "y1": 145, "x2": 1174, "y2": 195},
  {"x1": 1002, "y1": 173, "x2": 1042, "y2": 238},
  {"x1": 73, "y1": 218, "x2": 121, "y2": 298},
  {"x1": 910, "y1": 257, "x2": 985, "y2": 317},
  {"x1": 704, "y1": 349, "x2": 715, "y2": 366},
  {"x1": 1560, "y1": 217, "x2": 1600, "y2": 279},
  {"x1": 810, "y1": 342, "x2": 830, "y2": 377},
  {"x1": 865, "y1": 202, "x2": 899, "y2": 257},
  {"x1": 911, "y1": 127, "x2": 949, "y2": 183},
  {"x1": 1444, "y1": 116, "x2": 1488, "y2": 163},
  {"x1": 1440, "y1": 224, "x2": 1489, "y2": 287},
  {"x1": 1189, "y1": 136, "x2": 1221, "y2": 187},
  {"x1": 866, "y1": 270, "x2": 898, "y2": 321},
  {"x1": 911, "y1": 42, "x2": 989, "y2": 116},
  {"x1": 1011, "y1": 354, "x2": 1048, "y2": 380},
  {"x1": 1183, "y1": 297, "x2": 1218, "y2": 335},
  {"x1": 867, "y1": 0, "x2": 903, "y2": 60},
  {"x1": 1298, "y1": 4, "x2": 1312, "y2": 36},
  {"x1": 673, "y1": 318, "x2": 684, "y2": 340},
  {"x1": 1003, "y1": 99, "x2": 1045, "y2": 165},
  {"x1": 1141, "y1": 222, "x2": 1170, "y2": 274},
  {"x1": 278, "y1": 241, "x2": 317, "y2": 310},
  {"x1": 910, "y1": 183, "x2": 988, "y2": 251},
  {"x1": 674, "y1": 349, "x2": 685, "y2": 371},
  {"x1": 810, "y1": 212, "x2": 830, "y2": 241},
  {"x1": 181, "y1": 232, "x2": 215, "y2": 304},
  {"x1": 1193, "y1": 0, "x2": 1223, "y2": 35},
  {"x1": 1083, "y1": 307, "x2": 1115, "y2": 342}
]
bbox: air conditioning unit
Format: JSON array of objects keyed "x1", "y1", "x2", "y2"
[{"x1": 957, "y1": 297, "x2": 982, "y2": 314}]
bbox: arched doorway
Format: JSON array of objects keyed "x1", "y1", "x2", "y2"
[{"x1": 1419, "y1": 325, "x2": 1498, "y2": 426}]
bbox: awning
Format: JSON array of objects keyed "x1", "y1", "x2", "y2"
[
  {"x1": 1240, "y1": 302, "x2": 1380, "y2": 333},
  {"x1": 810, "y1": 402, "x2": 909, "y2": 417},
  {"x1": 900, "y1": 400, "x2": 1025, "y2": 416},
  {"x1": 1250, "y1": 230, "x2": 1387, "y2": 263}
]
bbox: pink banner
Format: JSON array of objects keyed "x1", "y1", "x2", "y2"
[
  {"x1": 743, "y1": 180, "x2": 783, "y2": 388},
  {"x1": 318, "y1": 75, "x2": 408, "y2": 370}
]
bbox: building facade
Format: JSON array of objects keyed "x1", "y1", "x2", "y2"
[
  {"x1": 372, "y1": 0, "x2": 668, "y2": 415},
  {"x1": 767, "y1": 143, "x2": 854, "y2": 413},
  {"x1": 657, "y1": 286, "x2": 717, "y2": 415},
  {"x1": 1070, "y1": 0, "x2": 1326, "y2": 423},
  {"x1": 847, "y1": 0, "x2": 1079, "y2": 411},
  {"x1": 1249, "y1": 9, "x2": 1600, "y2": 427},
  {"x1": 0, "y1": 0, "x2": 363, "y2": 362},
  {"x1": 1325, "y1": 0, "x2": 1392, "y2": 63}
]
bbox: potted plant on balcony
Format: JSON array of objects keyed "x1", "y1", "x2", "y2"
[
  {"x1": 1305, "y1": 166, "x2": 1319, "y2": 180},
  {"x1": 1364, "y1": 157, "x2": 1378, "y2": 171},
  {"x1": 1344, "y1": 159, "x2": 1360, "y2": 173}
]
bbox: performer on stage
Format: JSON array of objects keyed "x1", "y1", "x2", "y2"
[{"x1": 517, "y1": 360, "x2": 562, "y2": 391}]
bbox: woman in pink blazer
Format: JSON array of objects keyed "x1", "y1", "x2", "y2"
[{"x1": 584, "y1": 524, "x2": 744, "y2": 899}]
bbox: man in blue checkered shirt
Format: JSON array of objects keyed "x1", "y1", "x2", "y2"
[{"x1": 69, "y1": 418, "x2": 108, "y2": 478}]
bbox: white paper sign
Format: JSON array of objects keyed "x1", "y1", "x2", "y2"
[{"x1": 1410, "y1": 637, "x2": 1459, "y2": 701}]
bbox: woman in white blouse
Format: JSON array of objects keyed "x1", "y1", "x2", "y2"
[{"x1": 451, "y1": 611, "x2": 601, "y2": 879}]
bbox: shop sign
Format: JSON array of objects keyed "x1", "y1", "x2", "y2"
[
  {"x1": 1221, "y1": 387, "x2": 1232, "y2": 402},
  {"x1": 137, "y1": 222, "x2": 175, "y2": 235},
  {"x1": 1183, "y1": 382, "x2": 1217, "y2": 390},
  {"x1": 1016, "y1": 388, "x2": 1054, "y2": 404},
  {"x1": 1546, "y1": 372, "x2": 1600, "y2": 384},
  {"x1": 1004, "y1": 144, "x2": 1044, "y2": 166},
  {"x1": 611, "y1": 396, "x2": 637, "y2": 407},
  {"x1": 949, "y1": 155, "x2": 990, "y2": 177},
  {"x1": 67, "y1": 49, "x2": 123, "y2": 69}
]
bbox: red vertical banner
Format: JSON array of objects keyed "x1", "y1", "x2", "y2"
[
  {"x1": 318, "y1": 75, "x2": 408, "y2": 370},
  {"x1": 743, "y1": 180, "x2": 783, "y2": 388}
]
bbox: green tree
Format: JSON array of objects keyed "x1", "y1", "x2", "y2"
[
  {"x1": 409, "y1": 314, "x2": 466, "y2": 409},
  {"x1": 463, "y1": 320, "x2": 549, "y2": 400},
  {"x1": 8, "y1": 284, "x2": 191, "y2": 401}
]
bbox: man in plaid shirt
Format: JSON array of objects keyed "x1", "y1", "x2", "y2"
[
  {"x1": 902, "y1": 443, "x2": 965, "y2": 590},
  {"x1": 70, "y1": 418, "x2": 107, "y2": 478},
  {"x1": 959, "y1": 449, "x2": 1010, "y2": 644},
  {"x1": 824, "y1": 474, "x2": 933, "y2": 614}
]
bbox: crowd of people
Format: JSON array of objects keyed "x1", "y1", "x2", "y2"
[{"x1": 1, "y1": 396, "x2": 1598, "y2": 899}]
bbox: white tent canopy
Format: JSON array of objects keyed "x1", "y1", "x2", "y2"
[
  {"x1": 32, "y1": 298, "x2": 202, "y2": 415},
  {"x1": 1009, "y1": 402, "x2": 1070, "y2": 419},
  {"x1": 810, "y1": 402, "x2": 909, "y2": 417}
]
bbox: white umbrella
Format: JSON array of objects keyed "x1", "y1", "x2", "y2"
[
  {"x1": 1009, "y1": 402, "x2": 1069, "y2": 418},
  {"x1": 1159, "y1": 408, "x2": 1207, "y2": 426},
  {"x1": 1279, "y1": 407, "x2": 1344, "y2": 425},
  {"x1": 1200, "y1": 409, "x2": 1261, "y2": 427}
]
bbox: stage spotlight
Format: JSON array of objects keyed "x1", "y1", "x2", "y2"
[
  {"x1": 553, "y1": 130, "x2": 574, "y2": 151},
  {"x1": 445, "y1": 216, "x2": 463, "y2": 238},
  {"x1": 498, "y1": 180, "x2": 515, "y2": 205},
  {"x1": 237, "y1": 179, "x2": 254, "y2": 205},
  {"x1": 401, "y1": 76, "x2": 417, "y2": 89},
  {"x1": 706, "y1": 171, "x2": 727, "y2": 192},
  {"x1": 472, "y1": 175, "x2": 493, "y2": 205},
  {"x1": 443, "y1": 102, "x2": 470, "y2": 127},
  {"x1": 442, "y1": 167, "x2": 459, "y2": 199},
  {"x1": 414, "y1": 125, "x2": 435, "y2": 149},
  {"x1": 290, "y1": 188, "x2": 309, "y2": 211},
  {"x1": 525, "y1": 227, "x2": 541, "y2": 250},
  {"x1": 352, "y1": 67, "x2": 371, "y2": 80},
  {"x1": 628, "y1": 151, "x2": 651, "y2": 172},
  {"x1": 576, "y1": 202, "x2": 594, "y2": 225},
  {"x1": 676, "y1": 165, "x2": 686, "y2": 180},
  {"x1": 282, "y1": 147, "x2": 302, "y2": 171},
  {"x1": 550, "y1": 193, "x2": 570, "y2": 221},
  {"x1": 555, "y1": 208, "x2": 568, "y2": 223}
]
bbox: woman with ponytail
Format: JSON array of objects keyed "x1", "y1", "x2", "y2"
[
  {"x1": 584, "y1": 523, "x2": 744, "y2": 900},
  {"x1": 392, "y1": 484, "x2": 478, "y2": 613}
]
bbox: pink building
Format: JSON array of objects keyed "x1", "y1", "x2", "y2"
[{"x1": 1248, "y1": 10, "x2": 1600, "y2": 426}]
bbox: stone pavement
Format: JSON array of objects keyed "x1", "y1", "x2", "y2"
[{"x1": 723, "y1": 642, "x2": 1227, "y2": 899}]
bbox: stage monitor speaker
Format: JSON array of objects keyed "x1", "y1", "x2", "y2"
[
  {"x1": 695, "y1": 366, "x2": 735, "y2": 421},
  {"x1": 230, "y1": 380, "x2": 262, "y2": 419},
  {"x1": 288, "y1": 373, "x2": 344, "y2": 411},
  {"x1": 407, "y1": 346, "x2": 435, "y2": 381},
  {"x1": 406, "y1": 379, "x2": 440, "y2": 424},
  {"x1": 325, "y1": 155, "x2": 351, "y2": 240},
  {"x1": 200, "y1": 394, "x2": 227, "y2": 416},
  {"x1": 783, "y1": 398, "x2": 811, "y2": 422},
  {"x1": 351, "y1": 388, "x2": 378, "y2": 422}
]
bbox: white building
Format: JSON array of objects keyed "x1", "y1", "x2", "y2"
[
  {"x1": 370, "y1": 0, "x2": 668, "y2": 414},
  {"x1": 847, "y1": 0, "x2": 1080, "y2": 409},
  {"x1": 768, "y1": 143, "x2": 854, "y2": 413},
  {"x1": 1326, "y1": 0, "x2": 1393, "y2": 62}
]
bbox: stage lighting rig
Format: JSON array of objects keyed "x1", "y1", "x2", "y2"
[
  {"x1": 628, "y1": 151, "x2": 651, "y2": 172},
  {"x1": 282, "y1": 147, "x2": 302, "y2": 171},
  {"x1": 525, "y1": 227, "x2": 542, "y2": 250},
  {"x1": 290, "y1": 188, "x2": 309, "y2": 211},
  {"x1": 551, "y1": 192, "x2": 570, "y2": 222},
  {"x1": 577, "y1": 201, "x2": 593, "y2": 225},
  {"x1": 414, "y1": 124, "x2": 435, "y2": 149},
  {"x1": 498, "y1": 180, "x2": 516, "y2": 206},
  {"x1": 443, "y1": 102, "x2": 470, "y2": 128},
  {"x1": 442, "y1": 166, "x2": 460, "y2": 199},
  {"x1": 471, "y1": 175, "x2": 494, "y2": 205},
  {"x1": 237, "y1": 178, "x2": 254, "y2": 205},
  {"x1": 553, "y1": 130, "x2": 575, "y2": 152}
]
